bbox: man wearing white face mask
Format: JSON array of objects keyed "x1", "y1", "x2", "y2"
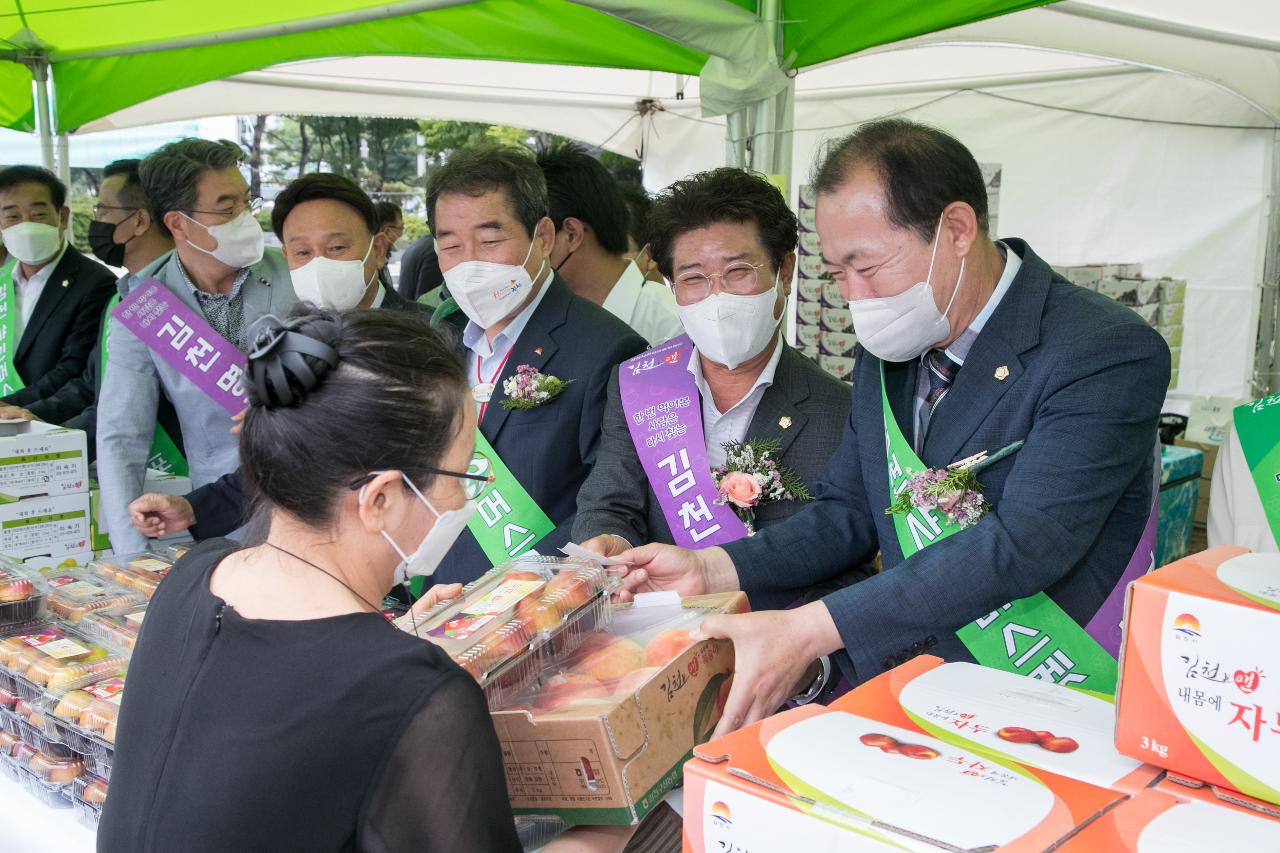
[
  {"x1": 97, "y1": 138, "x2": 296, "y2": 554},
  {"x1": 427, "y1": 144, "x2": 648, "y2": 587},
  {"x1": 0, "y1": 165, "x2": 115, "y2": 408},
  {"x1": 613, "y1": 119, "x2": 1170, "y2": 735},
  {"x1": 575, "y1": 168, "x2": 851, "y2": 559},
  {"x1": 127, "y1": 173, "x2": 433, "y2": 543}
]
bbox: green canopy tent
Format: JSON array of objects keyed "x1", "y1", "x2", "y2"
[{"x1": 0, "y1": 0, "x2": 1050, "y2": 185}]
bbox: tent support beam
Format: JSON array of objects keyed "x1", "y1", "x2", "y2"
[
  {"x1": 56, "y1": 133, "x2": 70, "y2": 187},
  {"x1": 28, "y1": 56, "x2": 55, "y2": 171},
  {"x1": 1254, "y1": 128, "x2": 1280, "y2": 396}
]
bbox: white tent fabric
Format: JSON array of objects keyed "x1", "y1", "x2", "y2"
[{"x1": 72, "y1": 0, "x2": 1279, "y2": 399}]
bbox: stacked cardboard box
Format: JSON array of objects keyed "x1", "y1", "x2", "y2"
[
  {"x1": 795, "y1": 186, "x2": 854, "y2": 382},
  {"x1": 0, "y1": 421, "x2": 91, "y2": 569}
]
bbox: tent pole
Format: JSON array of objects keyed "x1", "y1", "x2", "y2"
[
  {"x1": 30, "y1": 57, "x2": 55, "y2": 172},
  {"x1": 1254, "y1": 127, "x2": 1280, "y2": 396},
  {"x1": 56, "y1": 133, "x2": 70, "y2": 188}
]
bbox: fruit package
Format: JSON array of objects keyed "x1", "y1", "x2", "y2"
[
  {"x1": 1056, "y1": 787, "x2": 1280, "y2": 850},
  {"x1": 40, "y1": 671, "x2": 124, "y2": 757},
  {"x1": 1115, "y1": 547, "x2": 1280, "y2": 806},
  {"x1": 72, "y1": 773, "x2": 109, "y2": 829},
  {"x1": 395, "y1": 557, "x2": 614, "y2": 707},
  {"x1": 0, "y1": 620, "x2": 128, "y2": 702},
  {"x1": 44, "y1": 569, "x2": 145, "y2": 622},
  {"x1": 490, "y1": 592, "x2": 746, "y2": 826},
  {"x1": 79, "y1": 604, "x2": 147, "y2": 651},
  {"x1": 15, "y1": 746, "x2": 85, "y2": 809},
  {"x1": 0, "y1": 558, "x2": 49, "y2": 627},
  {"x1": 89, "y1": 551, "x2": 175, "y2": 600},
  {"x1": 682, "y1": 656, "x2": 1161, "y2": 853}
]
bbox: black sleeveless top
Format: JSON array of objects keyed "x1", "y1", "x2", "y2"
[{"x1": 98, "y1": 540, "x2": 519, "y2": 853}]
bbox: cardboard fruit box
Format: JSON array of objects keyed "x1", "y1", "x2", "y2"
[
  {"x1": 683, "y1": 657, "x2": 1159, "y2": 852},
  {"x1": 1115, "y1": 546, "x2": 1280, "y2": 805},
  {"x1": 1057, "y1": 786, "x2": 1280, "y2": 850},
  {"x1": 491, "y1": 591, "x2": 746, "y2": 825},
  {"x1": 0, "y1": 421, "x2": 87, "y2": 502}
]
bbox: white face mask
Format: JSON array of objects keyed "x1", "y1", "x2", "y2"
[
  {"x1": 441, "y1": 239, "x2": 544, "y2": 329},
  {"x1": 362, "y1": 472, "x2": 476, "y2": 585},
  {"x1": 2, "y1": 221, "x2": 62, "y2": 266},
  {"x1": 676, "y1": 269, "x2": 782, "y2": 370},
  {"x1": 847, "y1": 213, "x2": 966, "y2": 363},
  {"x1": 290, "y1": 239, "x2": 375, "y2": 311},
  {"x1": 181, "y1": 209, "x2": 266, "y2": 270}
]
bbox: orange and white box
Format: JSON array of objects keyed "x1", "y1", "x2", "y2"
[
  {"x1": 683, "y1": 656, "x2": 1158, "y2": 852},
  {"x1": 1115, "y1": 546, "x2": 1280, "y2": 805},
  {"x1": 1059, "y1": 786, "x2": 1280, "y2": 850}
]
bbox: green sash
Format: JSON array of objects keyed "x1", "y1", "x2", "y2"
[
  {"x1": 880, "y1": 367, "x2": 1120, "y2": 695},
  {"x1": 0, "y1": 258, "x2": 25, "y2": 396},
  {"x1": 100, "y1": 294, "x2": 189, "y2": 477},
  {"x1": 1233, "y1": 397, "x2": 1280, "y2": 542},
  {"x1": 465, "y1": 430, "x2": 555, "y2": 564}
]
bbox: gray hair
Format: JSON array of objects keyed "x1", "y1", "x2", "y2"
[
  {"x1": 139, "y1": 138, "x2": 245, "y2": 237},
  {"x1": 426, "y1": 144, "x2": 548, "y2": 238}
]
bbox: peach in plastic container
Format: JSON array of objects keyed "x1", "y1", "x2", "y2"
[{"x1": 45, "y1": 570, "x2": 145, "y2": 622}]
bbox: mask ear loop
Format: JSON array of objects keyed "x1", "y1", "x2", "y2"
[
  {"x1": 360, "y1": 473, "x2": 432, "y2": 634},
  {"x1": 924, "y1": 209, "x2": 946, "y2": 287}
]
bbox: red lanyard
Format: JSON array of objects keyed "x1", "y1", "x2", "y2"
[{"x1": 475, "y1": 347, "x2": 515, "y2": 423}]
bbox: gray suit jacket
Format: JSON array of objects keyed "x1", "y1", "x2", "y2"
[
  {"x1": 573, "y1": 343, "x2": 851, "y2": 547},
  {"x1": 96, "y1": 248, "x2": 296, "y2": 553}
]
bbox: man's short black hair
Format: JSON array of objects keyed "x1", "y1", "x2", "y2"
[
  {"x1": 373, "y1": 201, "x2": 402, "y2": 231},
  {"x1": 616, "y1": 182, "x2": 651, "y2": 249},
  {"x1": 102, "y1": 159, "x2": 148, "y2": 210},
  {"x1": 139, "y1": 138, "x2": 244, "y2": 237},
  {"x1": 536, "y1": 143, "x2": 629, "y2": 256},
  {"x1": 271, "y1": 172, "x2": 378, "y2": 240},
  {"x1": 811, "y1": 118, "x2": 988, "y2": 241},
  {"x1": 648, "y1": 168, "x2": 797, "y2": 282},
  {"x1": 426, "y1": 144, "x2": 548, "y2": 238},
  {"x1": 0, "y1": 165, "x2": 67, "y2": 209}
]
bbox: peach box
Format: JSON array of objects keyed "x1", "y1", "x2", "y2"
[
  {"x1": 1115, "y1": 547, "x2": 1280, "y2": 805},
  {"x1": 1060, "y1": 787, "x2": 1280, "y2": 850},
  {"x1": 490, "y1": 592, "x2": 746, "y2": 825},
  {"x1": 682, "y1": 657, "x2": 1161, "y2": 852}
]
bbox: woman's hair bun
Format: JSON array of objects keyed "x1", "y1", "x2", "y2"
[{"x1": 245, "y1": 312, "x2": 341, "y2": 408}]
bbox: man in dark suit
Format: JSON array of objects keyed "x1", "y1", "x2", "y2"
[
  {"x1": 574, "y1": 168, "x2": 850, "y2": 557},
  {"x1": 395, "y1": 234, "x2": 444, "y2": 303},
  {"x1": 429, "y1": 144, "x2": 647, "y2": 586},
  {"x1": 617, "y1": 119, "x2": 1170, "y2": 734},
  {"x1": 127, "y1": 173, "x2": 434, "y2": 541},
  {"x1": 0, "y1": 165, "x2": 115, "y2": 406}
]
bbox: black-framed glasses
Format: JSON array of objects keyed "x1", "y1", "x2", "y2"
[
  {"x1": 349, "y1": 466, "x2": 493, "y2": 500},
  {"x1": 92, "y1": 203, "x2": 139, "y2": 218},
  {"x1": 672, "y1": 261, "x2": 768, "y2": 303},
  {"x1": 187, "y1": 196, "x2": 263, "y2": 223}
]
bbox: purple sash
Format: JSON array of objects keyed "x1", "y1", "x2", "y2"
[
  {"x1": 113, "y1": 278, "x2": 249, "y2": 415},
  {"x1": 619, "y1": 334, "x2": 750, "y2": 549}
]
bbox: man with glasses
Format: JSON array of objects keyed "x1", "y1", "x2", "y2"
[
  {"x1": 0, "y1": 165, "x2": 115, "y2": 411},
  {"x1": 575, "y1": 168, "x2": 850, "y2": 560},
  {"x1": 97, "y1": 138, "x2": 295, "y2": 554},
  {"x1": 0, "y1": 160, "x2": 182, "y2": 461}
]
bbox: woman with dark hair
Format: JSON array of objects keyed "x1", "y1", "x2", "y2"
[{"x1": 99, "y1": 309, "x2": 520, "y2": 853}]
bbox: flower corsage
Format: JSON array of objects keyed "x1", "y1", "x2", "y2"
[
  {"x1": 501, "y1": 365, "x2": 573, "y2": 410},
  {"x1": 886, "y1": 440, "x2": 1025, "y2": 529},
  {"x1": 713, "y1": 438, "x2": 811, "y2": 534}
]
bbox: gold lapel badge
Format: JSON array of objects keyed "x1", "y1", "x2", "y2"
[
  {"x1": 779, "y1": 416, "x2": 793, "y2": 429},
  {"x1": 60, "y1": 279, "x2": 69, "y2": 288},
  {"x1": 994, "y1": 365, "x2": 1010, "y2": 381}
]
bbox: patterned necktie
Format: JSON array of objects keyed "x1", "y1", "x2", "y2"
[{"x1": 925, "y1": 348, "x2": 959, "y2": 412}]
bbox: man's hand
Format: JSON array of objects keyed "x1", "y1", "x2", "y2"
[
  {"x1": 578, "y1": 534, "x2": 631, "y2": 559},
  {"x1": 613, "y1": 543, "x2": 740, "y2": 602},
  {"x1": 0, "y1": 405, "x2": 39, "y2": 422},
  {"x1": 409, "y1": 583, "x2": 463, "y2": 617},
  {"x1": 128, "y1": 493, "x2": 196, "y2": 539},
  {"x1": 695, "y1": 601, "x2": 844, "y2": 738}
]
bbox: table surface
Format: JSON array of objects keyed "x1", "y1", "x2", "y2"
[{"x1": 0, "y1": 771, "x2": 97, "y2": 853}]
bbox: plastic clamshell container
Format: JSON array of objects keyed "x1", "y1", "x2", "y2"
[
  {"x1": 45, "y1": 570, "x2": 146, "y2": 622},
  {"x1": 79, "y1": 605, "x2": 147, "y2": 651},
  {"x1": 0, "y1": 621, "x2": 128, "y2": 702},
  {"x1": 0, "y1": 558, "x2": 49, "y2": 627},
  {"x1": 20, "y1": 749, "x2": 83, "y2": 809},
  {"x1": 0, "y1": 727, "x2": 16, "y2": 753},
  {"x1": 16, "y1": 711, "x2": 76, "y2": 758},
  {"x1": 82, "y1": 748, "x2": 113, "y2": 781},
  {"x1": 88, "y1": 551, "x2": 174, "y2": 600},
  {"x1": 0, "y1": 706, "x2": 18, "y2": 736},
  {"x1": 394, "y1": 557, "x2": 615, "y2": 707},
  {"x1": 163, "y1": 541, "x2": 194, "y2": 562},
  {"x1": 0, "y1": 684, "x2": 17, "y2": 710},
  {"x1": 72, "y1": 774, "x2": 108, "y2": 828},
  {"x1": 42, "y1": 672, "x2": 124, "y2": 757},
  {"x1": 0, "y1": 751, "x2": 20, "y2": 782}
]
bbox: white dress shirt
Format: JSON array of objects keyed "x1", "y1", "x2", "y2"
[
  {"x1": 602, "y1": 261, "x2": 682, "y2": 346},
  {"x1": 690, "y1": 334, "x2": 784, "y2": 469},
  {"x1": 1208, "y1": 421, "x2": 1278, "y2": 552},
  {"x1": 11, "y1": 242, "x2": 67, "y2": 338},
  {"x1": 462, "y1": 271, "x2": 553, "y2": 412}
]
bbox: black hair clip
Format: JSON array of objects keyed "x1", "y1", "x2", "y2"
[{"x1": 246, "y1": 314, "x2": 340, "y2": 407}]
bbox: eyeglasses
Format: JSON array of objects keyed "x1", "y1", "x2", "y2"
[
  {"x1": 92, "y1": 203, "x2": 139, "y2": 218},
  {"x1": 349, "y1": 466, "x2": 493, "y2": 500},
  {"x1": 672, "y1": 261, "x2": 768, "y2": 303},
  {"x1": 187, "y1": 196, "x2": 263, "y2": 223}
]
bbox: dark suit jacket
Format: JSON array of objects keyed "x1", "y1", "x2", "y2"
[
  {"x1": 573, "y1": 344, "x2": 851, "y2": 547},
  {"x1": 433, "y1": 274, "x2": 648, "y2": 586},
  {"x1": 723, "y1": 240, "x2": 1171, "y2": 685},
  {"x1": 4, "y1": 246, "x2": 115, "y2": 406},
  {"x1": 186, "y1": 284, "x2": 433, "y2": 540},
  {"x1": 396, "y1": 236, "x2": 443, "y2": 303}
]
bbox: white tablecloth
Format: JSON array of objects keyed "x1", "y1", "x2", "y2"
[{"x1": 0, "y1": 771, "x2": 96, "y2": 852}]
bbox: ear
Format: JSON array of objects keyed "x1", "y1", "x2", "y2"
[
  {"x1": 372, "y1": 231, "x2": 391, "y2": 268},
  {"x1": 164, "y1": 210, "x2": 189, "y2": 241},
  {"x1": 132, "y1": 208, "x2": 153, "y2": 239},
  {"x1": 560, "y1": 217, "x2": 587, "y2": 253},
  {"x1": 779, "y1": 250, "x2": 796, "y2": 298},
  {"x1": 355, "y1": 470, "x2": 408, "y2": 536},
  {"x1": 943, "y1": 202, "x2": 979, "y2": 259},
  {"x1": 59, "y1": 207, "x2": 70, "y2": 231},
  {"x1": 533, "y1": 215, "x2": 557, "y2": 256}
]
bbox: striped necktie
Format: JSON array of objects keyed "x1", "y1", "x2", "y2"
[{"x1": 925, "y1": 348, "x2": 959, "y2": 413}]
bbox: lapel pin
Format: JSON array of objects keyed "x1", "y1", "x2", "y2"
[
  {"x1": 534, "y1": 346, "x2": 543, "y2": 355},
  {"x1": 994, "y1": 365, "x2": 1010, "y2": 381},
  {"x1": 60, "y1": 279, "x2": 69, "y2": 288},
  {"x1": 779, "y1": 416, "x2": 792, "y2": 429}
]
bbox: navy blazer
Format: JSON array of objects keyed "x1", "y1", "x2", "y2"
[
  {"x1": 724, "y1": 240, "x2": 1171, "y2": 684},
  {"x1": 435, "y1": 274, "x2": 648, "y2": 586}
]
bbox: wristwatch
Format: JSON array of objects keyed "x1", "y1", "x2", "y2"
[{"x1": 790, "y1": 655, "x2": 832, "y2": 706}]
